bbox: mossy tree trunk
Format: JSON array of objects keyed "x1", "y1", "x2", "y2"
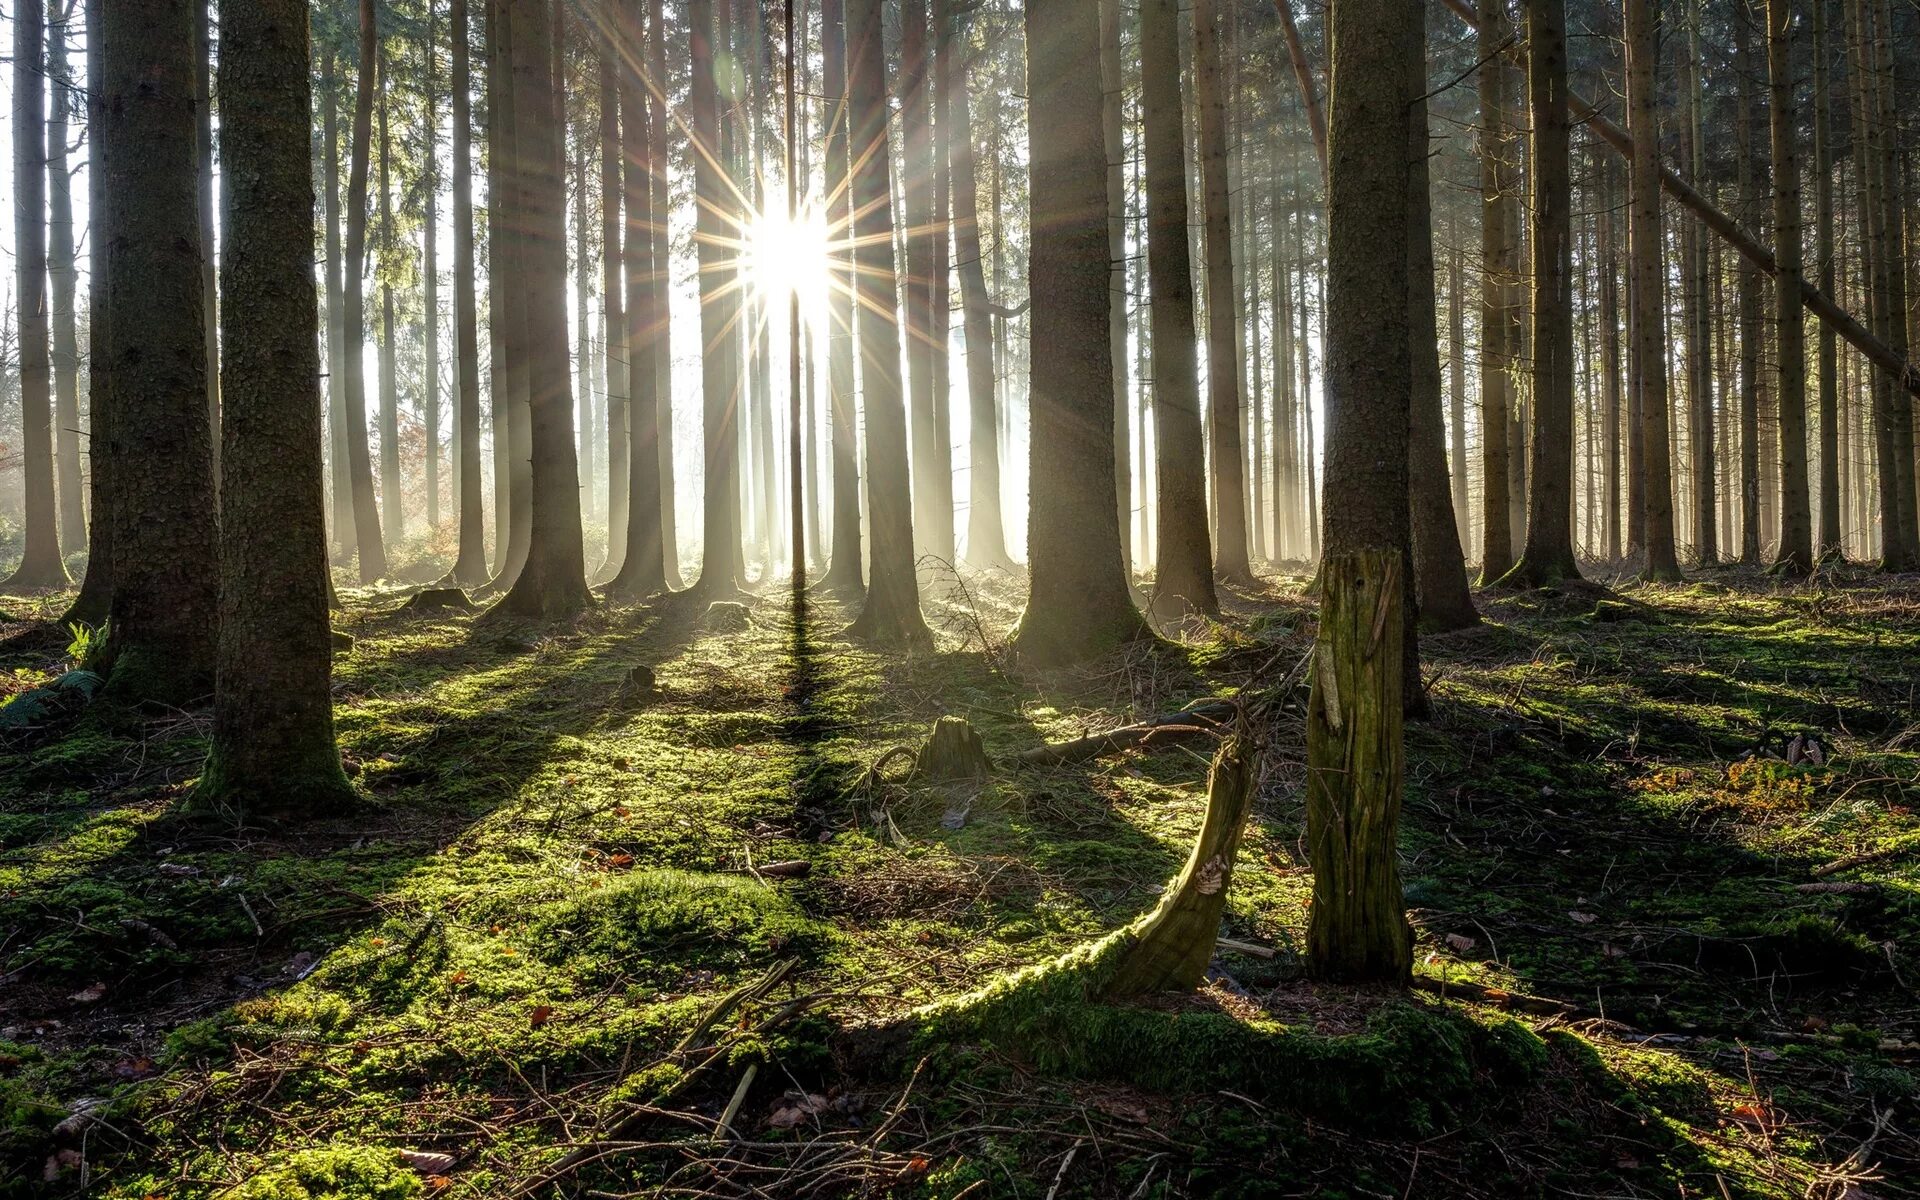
[
  {"x1": 844, "y1": 0, "x2": 931, "y2": 649},
  {"x1": 1009, "y1": 0, "x2": 1147, "y2": 668},
  {"x1": 1307, "y1": 0, "x2": 1416, "y2": 985},
  {"x1": 198, "y1": 0, "x2": 356, "y2": 817},
  {"x1": 101, "y1": 0, "x2": 219, "y2": 707},
  {"x1": 1140, "y1": 0, "x2": 1216, "y2": 620},
  {"x1": 1102, "y1": 733, "x2": 1255, "y2": 997}
]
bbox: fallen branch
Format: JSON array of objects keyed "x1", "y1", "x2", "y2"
[
  {"x1": 1010, "y1": 700, "x2": 1237, "y2": 766},
  {"x1": 1813, "y1": 837, "x2": 1920, "y2": 878}
]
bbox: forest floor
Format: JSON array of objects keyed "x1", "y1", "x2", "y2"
[{"x1": 0, "y1": 561, "x2": 1917, "y2": 1198}]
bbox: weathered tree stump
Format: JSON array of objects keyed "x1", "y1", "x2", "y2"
[
  {"x1": 1100, "y1": 731, "x2": 1256, "y2": 997},
  {"x1": 330, "y1": 629, "x2": 355, "y2": 656},
  {"x1": 705, "y1": 601, "x2": 751, "y2": 632},
  {"x1": 912, "y1": 716, "x2": 991, "y2": 783},
  {"x1": 401, "y1": 587, "x2": 475, "y2": 614},
  {"x1": 616, "y1": 664, "x2": 657, "y2": 707}
]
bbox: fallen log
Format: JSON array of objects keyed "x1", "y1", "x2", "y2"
[{"x1": 1009, "y1": 700, "x2": 1237, "y2": 767}]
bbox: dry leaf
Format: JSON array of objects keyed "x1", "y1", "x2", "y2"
[
  {"x1": 529, "y1": 1005, "x2": 553, "y2": 1027},
  {"x1": 1567, "y1": 911, "x2": 1598, "y2": 925},
  {"x1": 399, "y1": 1150, "x2": 457, "y2": 1175},
  {"x1": 68, "y1": 982, "x2": 106, "y2": 1004},
  {"x1": 1444, "y1": 933, "x2": 1477, "y2": 953}
]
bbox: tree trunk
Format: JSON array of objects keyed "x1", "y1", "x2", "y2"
[
  {"x1": 1679, "y1": 1, "x2": 1717, "y2": 566},
  {"x1": 49, "y1": 0, "x2": 83, "y2": 559},
  {"x1": 100, "y1": 0, "x2": 218, "y2": 704},
  {"x1": 900, "y1": 0, "x2": 951, "y2": 568},
  {"x1": 491, "y1": 0, "x2": 590, "y2": 621},
  {"x1": 198, "y1": 0, "x2": 355, "y2": 814},
  {"x1": 611, "y1": 0, "x2": 667, "y2": 599},
  {"x1": 600, "y1": 31, "x2": 629, "y2": 576},
  {"x1": 1736, "y1": 6, "x2": 1765, "y2": 563},
  {"x1": 1475, "y1": 0, "x2": 1515, "y2": 582},
  {"x1": 61, "y1": 0, "x2": 112, "y2": 627},
  {"x1": 1768, "y1": 0, "x2": 1813, "y2": 574},
  {"x1": 1408, "y1": 34, "x2": 1477, "y2": 630},
  {"x1": 844, "y1": 0, "x2": 931, "y2": 647},
  {"x1": 424, "y1": 14, "x2": 443, "y2": 534},
  {"x1": 1627, "y1": 0, "x2": 1680, "y2": 581},
  {"x1": 930, "y1": 0, "x2": 957, "y2": 571},
  {"x1": 1141, "y1": 0, "x2": 1217, "y2": 619},
  {"x1": 1307, "y1": 0, "x2": 1416, "y2": 985},
  {"x1": 1811, "y1": 0, "x2": 1840, "y2": 560},
  {"x1": 451, "y1": 0, "x2": 489, "y2": 585},
  {"x1": 947, "y1": 8, "x2": 1005, "y2": 574},
  {"x1": 1503, "y1": 0, "x2": 1581, "y2": 587},
  {"x1": 818, "y1": 0, "x2": 867, "y2": 591},
  {"x1": 377, "y1": 64, "x2": 403, "y2": 548},
  {"x1": 1098, "y1": 0, "x2": 1131, "y2": 574},
  {"x1": 7, "y1": 0, "x2": 68, "y2": 588},
  {"x1": 1597, "y1": 157, "x2": 1621, "y2": 561},
  {"x1": 344, "y1": 0, "x2": 389, "y2": 580},
  {"x1": 1009, "y1": 0, "x2": 1149, "y2": 667},
  {"x1": 323, "y1": 49, "x2": 355, "y2": 565},
  {"x1": 194, "y1": 0, "x2": 219, "y2": 481},
  {"x1": 1868, "y1": 0, "x2": 1916, "y2": 567},
  {"x1": 1193, "y1": 0, "x2": 1249, "y2": 583},
  {"x1": 1447, "y1": 217, "x2": 1470, "y2": 559},
  {"x1": 688, "y1": 0, "x2": 743, "y2": 597}
]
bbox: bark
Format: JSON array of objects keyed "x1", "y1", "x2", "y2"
[
  {"x1": 1768, "y1": 0, "x2": 1813, "y2": 574},
  {"x1": 1627, "y1": 0, "x2": 1681, "y2": 581},
  {"x1": 1812, "y1": 0, "x2": 1840, "y2": 560},
  {"x1": 1310, "y1": 0, "x2": 1416, "y2": 984},
  {"x1": 344, "y1": 0, "x2": 389, "y2": 580},
  {"x1": 1194, "y1": 0, "x2": 1250, "y2": 583},
  {"x1": 1408, "y1": 33, "x2": 1478, "y2": 630},
  {"x1": 49, "y1": 0, "x2": 83, "y2": 558},
  {"x1": 1141, "y1": 0, "x2": 1218, "y2": 618},
  {"x1": 451, "y1": 0, "x2": 489, "y2": 585},
  {"x1": 818, "y1": 0, "x2": 867, "y2": 591},
  {"x1": 491, "y1": 0, "x2": 591, "y2": 621},
  {"x1": 1501, "y1": 0, "x2": 1581, "y2": 587},
  {"x1": 843, "y1": 0, "x2": 931, "y2": 647},
  {"x1": 600, "y1": 31, "x2": 629, "y2": 576},
  {"x1": 7, "y1": 0, "x2": 67, "y2": 587},
  {"x1": 1868, "y1": 0, "x2": 1916, "y2": 567},
  {"x1": 1008, "y1": 0, "x2": 1149, "y2": 667},
  {"x1": 947, "y1": 7, "x2": 1006, "y2": 573},
  {"x1": 689, "y1": 0, "x2": 743, "y2": 597},
  {"x1": 100, "y1": 0, "x2": 218, "y2": 704},
  {"x1": 61, "y1": 0, "x2": 111, "y2": 627},
  {"x1": 198, "y1": 0, "x2": 355, "y2": 814},
  {"x1": 611, "y1": 0, "x2": 666, "y2": 599},
  {"x1": 1476, "y1": 0, "x2": 1515, "y2": 582}
]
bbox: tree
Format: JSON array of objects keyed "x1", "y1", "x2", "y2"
[
  {"x1": 600, "y1": 23, "x2": 629, "y2": 578},
  {"x1": 377, "y1": 61, "x2": 403, "y2": 547},
  {"x1": 688, "y1": 0, "x2": 744, "y2": 598},
  {"x1": 1193, "y1": 0, "x2": 1250, "y2": 584},
  {"x1": 1307, "y1": 0, "x2": 1415, "y2": 986},
  {"x1": 1500, "y1": 0, "x2": 1580, "y2": 587},
  {"x1": 1475, "y1": 0, "x2": 1515, "y2": 582},
  {"x1": 1811, "y1": 0, "x2": 1841, "y2": 561},
  {"x1": 100, "y1": 0, "x2": 219, "y2": 705},
  {"x1": 1007, "y1": 0, "x2": 1148, "y2": 667},
  {"x1": 1678, "y1": 0, "x2": 1716, "y2": 566},
  {"x1": 322, "y1": 47, "x2": 355, "y2": 564},
  {"x1": 1767, "y1": 0, "x2": 1812, "y2": 575},
  {"x1": 449, "y1": 0, "x2": 489, "y2": 586},
  {"x1": 49, "y1": 0, "x2": 84, "y2": 560},
  {"x1": 1734, "y1": 6, "x2": 1764, "y2": 564},
  {"x1": 7, "y1": 0, "x2": 70, "y2": 588},
  {"x1": 901, "y1": 0, "x2": 955, "y2": 566},
  {"x1": 1140, "y1": 0, "x2": 1217, "y2": 619},
  {"x1": 343, "y1": 0, "x2": 389, "y2": 581},
  {"x1": 489, "y1": 0, "x2": 590, "y2": 621},
  {"x1": 197, "y1": 0, "x2": 355, "y2": 815},
  {"x1": 60, "y1": 0, "x2": 112, "y2": 628},
  {"x1": 843, "y1": 0, "x2": 931, "y2": 648},
  {"x1": 1626, "y1": 0, "x2": 1681, "y2": 581},
  {"x1": 947, "y1": 4, "x2": 1008, "y2": 573}
]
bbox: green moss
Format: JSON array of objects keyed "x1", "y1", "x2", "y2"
[{"x1": 233, "y1": 1146, "x2": 424, "y2": 1200}]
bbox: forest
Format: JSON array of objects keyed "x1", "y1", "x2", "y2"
[{"x1": 0, "y1": 0, "x2": 1917, "y2": 1193}]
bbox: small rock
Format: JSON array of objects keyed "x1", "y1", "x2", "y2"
[{"x1": 705, "y1": 601, "x2": 751, "y2": 632}]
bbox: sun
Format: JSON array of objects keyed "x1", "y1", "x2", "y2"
[{"x1": 741, "y1": 203, "x2": 833, "y2": 313}]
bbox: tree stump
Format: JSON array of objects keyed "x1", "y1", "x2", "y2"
[
  {"x1": 401, "y1": 587, "x2": 475, "y2": 614},
  {"x1": 912, "y1": 716, "x2": 991, "y2": 783},
  {"x1": 705, "y1": 601, "x2": 751, "y2": 632},
  {"x1": 1100, "y1": 731, "x2": 1256, "y2": 998},
  {"x1": 616, "y1": 664, "x2": 657, "y2": 707}
]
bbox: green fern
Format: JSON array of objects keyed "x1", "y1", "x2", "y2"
[{"x1": 65, "y1": 620, "x2": 110, "y2": 674}]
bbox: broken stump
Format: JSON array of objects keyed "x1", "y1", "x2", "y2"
[
  {"x1": 705, "y1": 601, "x2": 751, "y2": 632},
  {"x1": 912, "y1": 715, "x2": 991, "y2": 783}
]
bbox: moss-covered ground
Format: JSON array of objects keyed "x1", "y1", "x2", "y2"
[{"x1": 0, "y1": 563, "x2": 1915, "y2": 1197}]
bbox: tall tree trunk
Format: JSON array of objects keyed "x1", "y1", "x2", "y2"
[
  {"x1": 648, "y1": 0, "x2": 678, "y2": 588},
  {"x1": 900, "y1": 0, "x2": 950, "y2": 566},
  {"x1": 1010, "y1": 0, "x2": 1148, "y2": 666},
  {"x1": 1680, "y1": 0, "x2": 1717, "y2": 565},
  {"x1": 600, "y1": 32, "x2": 629, "y2": 576},
  {"x1": 573, "y1": 138, "x2": 594, "y2": 529},
  {"x1": 1308, "y1": 0, "x2": 1415, "y2": 986},
  {"x1": 344, "y1": 0, "x2": 388, "y2": 580},
  {"x1": 198, "y1": 0, "x2": 355, "y2": 813},
  {"x1": 1768, "y1": 0, "x2": 1813, "y2": 573},
  {"x1": 818, "y1": 0, "x2": 867, "y2": 590},
  {"x1": 425, "y1": 12, "x2": 443, "y2": 534},
  {"x1": 451, "y1": 0, "x2": 488, "y2": 585},
  {"x1": 688, "y1": 0, "x2": 742, "y2": 596},
  {"x1": 61, "y1": 0, "x2": 112, "y2": 627},
  {"x1": 948, "y1": 9, "x2": 1007, "y2": 573},
  {"x1": 843, "y1": 0, "x2": 931, "y2": 646},
  {"x1": 1627, "y1": 0, "x2": 1681, "y2": 580},
  {"x1": 1193, "y1": 0, "x2": 1250, "y2": 583},
  {"x1": 1448, "y1": 216, "x2": 1470, "y2": 559},
  {"x1": 1736, "y1": 5, "x2": 1765, "y2": 563},
  {"x1": 1476, "y1": 0, "x2": 1514, "y2": 581},
  {"x1": 323, "y1": 50, "x2": 354, "y2": 564},
  {"x1": 1504, "y1": 0, "x2": 1580, "y2": 586},
  {"x1": 492, "y1": 0, "x2": 590, "y2": 619},
  {"x1": 1812, "y1": 0, "x2": 1841, "y2": 560},
  {"x1": 1408, "y1": 29, "x2": 1478, "y2": 627},
  {"x1": 7, "y1": 0, "x2": 67, "y2": 587},
  {"x1": 929, "y1": 0, "x2": 957, "y2": 570},
  {"x1": 612, "y1": 0, "x2": 666, "y2": 599},
  {"x1": 1141, "y1": 0, "x2": 1218, "y2": 618},
  {"x1": 100, "y1": 0, "x2": 218, "y2": 703},
  {"x1": 1598, "y1": 156, "x2": 1622, "y2": 561},
  {"x1": 194, "y1": 0, "x2": 219, "y2": 481},
  {"x1": 1098, "y1": 0, "x2": 1131, "y2": 574},
  {"x1": 49, "y1": 0, "x2": 84, "y2": 558},
  {"x1": 377, "y1": 64, "x2": 403, "y2": 548},
  {"x1": 1869, "y1": 0, "x2": 1916, "y2": 567}
]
